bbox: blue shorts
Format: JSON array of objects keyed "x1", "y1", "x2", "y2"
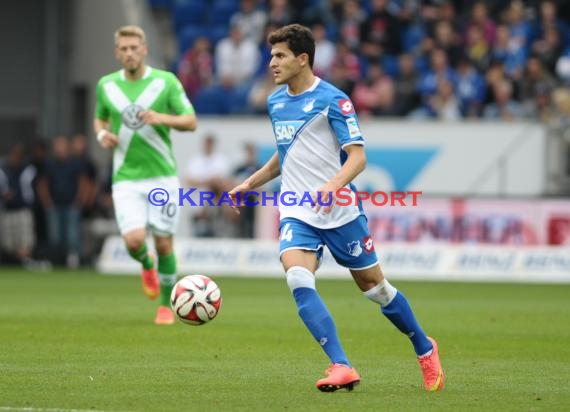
[{"x1": 279, "y1": 215, "x2": 379, "y2": 270}]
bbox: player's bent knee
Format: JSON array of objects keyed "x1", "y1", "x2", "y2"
[
  {"x1": 154, "y1": 237, "x2": 173, "y2": 256},
  {"x1": 286, "y1": 266, "x2": 315, "y2": 292},
  {"x1": 123, "y1": 230, "x2": 146, "y2": 252}
]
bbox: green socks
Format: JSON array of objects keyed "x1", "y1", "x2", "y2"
[
  {"x1": 128, "y1": 244, "x2": 154, "y2": 270},
  {"x1": 158, "y1": 253, "x2": 177, "y2": 307}
]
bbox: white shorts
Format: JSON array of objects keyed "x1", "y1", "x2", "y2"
[{"x1": 112, "y1": 176, "x2": 180, "y2": 236}]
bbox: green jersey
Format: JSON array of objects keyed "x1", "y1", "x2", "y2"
[{"x1": 95, "y1": 66, "x2": 195, "y2": 183}]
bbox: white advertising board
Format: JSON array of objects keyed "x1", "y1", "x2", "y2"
[
  {"x1": 172, "y1": 118, "x2": 546, "y2": 197},
  {"x1": 97, "y1": 236, "x2": 570, "y2": 283}
]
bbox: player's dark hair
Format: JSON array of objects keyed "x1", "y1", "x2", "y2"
[{"x1": 268, "y1": 24, "x2": 315, "y2": 68}]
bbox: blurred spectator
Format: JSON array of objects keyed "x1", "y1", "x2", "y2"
[
  {"x1": 72, "y1": 133, "x2": 99, "y2": 263},
  {"x1": 230, "y1": 0, "x2": 268, "y2": 44},
  {"x1": 483, "y1": 79, "x2": 524, "y2": 121},
  {"x1": 338, "y1": 0, "x2": 367, "y2": 52},
  {"x1": 491, "y1": 24, "x2": 527, "y2": 81},
  {"x1": 351, "y1": 62, "x2": 396, "y2": 117},
  {"x1": 29, "y1": 140, "x2": 49, "y2": 253},
  {"x1": 233, "y1": 142, "x2": 262, "y2": 238},
  {"x1": 215, "y1": 24, "x2": 260, "y2": 89},
  {"x1": 505, "y1": 1, "x2": 532, "y2": 52},
  {"x1": 185, "y1": 135, "x2": 234, "y2": 237},
  {"x1": 0, "y1": 144, "x2": 37, "y2": 266},
  {"x1": 456, "y1": 56, "x2": 487, "y2": 118},
  {"x1": 387, "y1": 0, "x2": 422, "y2": 28},
  {"x1": 533, "y1": 0, "x2": 569, "y2": 44},
  {"x1": 417, "y1": 48, "x2": 458, "y2": 111},
  {"x1": 248, "y1": 68, "x2": 280, "y2": 114},
  {"x1": 426, "y1": 78, "x2": 461, "y2": 121},
  {"x1": 394, "y1": 53, "x2": 420, "y2": 116},
  {"x1": 329, "y1": 41, "x2": 361, "y2": 95},
  {"x1": 186, "y1": 134, "x2": 231, "y2": 190},
  {"x1": 433, "y1": 20, "x2": 462, "y2": 68},
  {"x1": 37, "y1": 135, "x2": 86, "y2": 268},
  {"x1": 360, "y1": 0, "x2": 401, "y2": 61},
  {"x1": 266, "y1": 0, "x2": 296, "y2": 27},
  {"x1": 465, "y1": 24, "x2": 491, "y2": 72},
  {"x1": 176, "y1": 37, "x2": 214, "y2": 97},
  {"x1": 531, "y1": 26, "x2": 563, "y2": 75},
  {"x1": 71, "y1": 133, "x2": 98, "y2": 217},
  {"x1": 556, "y1": 45, "x2": 570, "y2": 84},
  {"x1": 312, "y1": 22, "x2": 337, "y2": 79},
  {"x1": 520, "y1": 56, "x2": 558, "y2": 120},
  {"x1": 520, "y1": 56, "x2": 557, "y2": 102},
  {"x1": 463, "y1": 1, "x2": 497, "y2": 47}
]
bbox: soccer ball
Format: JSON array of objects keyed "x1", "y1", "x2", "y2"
[{"x1": 170, "y1": 275, "x2": 222, "y2": 325}]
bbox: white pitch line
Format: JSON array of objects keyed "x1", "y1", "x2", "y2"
[{"x1": 0, "y1": 407, "x2": 107, "y2": 412}]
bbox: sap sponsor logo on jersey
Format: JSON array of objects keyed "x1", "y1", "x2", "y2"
[
  {"x1": 274, "y1": 121, "x2": 305, "y2": 144},
  {"x1": 346, "y1": 117, "x2": 361, "y2": 138},
  {"x1": 338, "y1": 99, "x2": 355, "y2": 115}
]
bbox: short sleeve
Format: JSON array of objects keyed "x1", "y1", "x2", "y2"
[
  {"x1": 95, "y1": 79, "x2": 109, "y2": 120},
  {"x1": 327, "y1": 95, "x2": 364, "y2": 149},
  {"x1": 168, "y1": 73, "x2": 196, "y2": 116}
]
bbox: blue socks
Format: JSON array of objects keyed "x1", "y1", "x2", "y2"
[
  {"x1": 286, "y1": 266, "x2": 350, "y2": 366},
  {"x1": 293, "y1": 287, "x2": 351, "y2": 367},
  {"x1": 381, "y1": 291, "x2": 433, "y2": 356}
]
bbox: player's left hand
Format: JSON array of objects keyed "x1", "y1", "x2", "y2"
[
  {"x1": 227, "y1": 182, "x2": 251, "y2": 215},
  {"x1": 312, "y1": 183, "x2": 339, "y2": 215},
  {"x1": 139, "y1": 110, "x2": 164, "y2": 125}
]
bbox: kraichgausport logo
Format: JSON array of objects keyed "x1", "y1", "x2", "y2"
[{"x1": 147, "y1": 188, "x2": 422, "y2": 207}]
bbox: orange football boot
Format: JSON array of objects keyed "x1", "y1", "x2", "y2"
[
  {"x1": 418, "y1": 337, "x2": 445, "y2": 392},
  {"x1": 316, "y1": 364, "x2": 361, "y2": 392}
]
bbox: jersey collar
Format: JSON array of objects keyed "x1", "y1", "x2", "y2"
[
  {"x1": 119, "y1": 66, "x2": 153, "y2": 81},
  {"x1": 286, "y1": 76, "x2": 321, "y2": 97}
]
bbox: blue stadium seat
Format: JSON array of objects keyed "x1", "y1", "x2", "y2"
[
  {"x1": 172, "y1": 0, "x2": 209, "y2": 30},
  {"x1": 178, "y1": 25, "x2": 209, "y2": 53},
  {"x1": 401, "y1": 24, "x2": 426, "y2": 53},
  {"x1": 148, "y1": 0, "x2": 173, "y2": 10},
  {"x1": 207, "y1": 25, "x2": 229, "y2": 47},
  {"x1": 193, "y1": 86, "x2": 230, "y2": 114},
  {"x1": 382, "y1": 54, "x2": 400, "y2": 78},
  {"x1": 209, "y1": 0, "x2": 240, "y2": 25}
]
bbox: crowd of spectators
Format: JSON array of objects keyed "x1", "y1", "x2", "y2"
[
  {"x1": 0, "y1": 136, "x2": 112, "y2": 269},
  {"x1": 167, "y1": 0, "x2": 570, "y2": 121},
  {"x1": 0, "y1": 134, "x2": 261, "y2": 269}
]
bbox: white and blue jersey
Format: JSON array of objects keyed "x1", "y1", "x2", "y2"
[
  {"x1": 268, "y1": 77, "x2": 363, "y2": 229},
  {"x1": 269, "y1": 77, "x2": 378, "y2": 270}
]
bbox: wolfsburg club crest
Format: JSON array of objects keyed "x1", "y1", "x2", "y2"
[{"x1": 121, "y1": 104, "x2": 145, "y2": 130}]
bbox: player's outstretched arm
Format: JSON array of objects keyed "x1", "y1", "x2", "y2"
[
  {"x1": 139, "y1": 111, "x2": 197, "y2": 131},
  {"x1": 228, "y1": 152, "x2": 281, "y2": 214},
  {"x1": 313, "y1": 144, "x2": 366, "y2": 214},
  {"x1": 93, "y1": 118, "x2": 119, "y2": 149}
]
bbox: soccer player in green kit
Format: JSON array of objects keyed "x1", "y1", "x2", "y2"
[{"x1": 94, "y1": 25, "x2": 197, "y2": 325}]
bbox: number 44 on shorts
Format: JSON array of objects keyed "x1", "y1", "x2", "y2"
[{"x1": 281, "y1": 223, "x2": 293, "y2": 242}]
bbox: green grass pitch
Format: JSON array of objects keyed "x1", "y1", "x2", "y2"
[{"x1": 0, "y1": 270, "x2": 569, "y2": 411}]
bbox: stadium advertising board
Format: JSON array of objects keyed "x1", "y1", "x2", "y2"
[
  {"x1": 172, "y1": 118, "x2": 546, "y2": 197},
  {"x1": 98, "y1": 237, "x2": 570, "y2": 283},
  {"x1": 255, "y1": 198, "x2": 570, "y2": 246}
]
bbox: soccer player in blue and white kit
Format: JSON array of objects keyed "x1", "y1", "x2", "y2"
[{"x1": 229, "y1": 24, "x2": 444, "y2": 392}]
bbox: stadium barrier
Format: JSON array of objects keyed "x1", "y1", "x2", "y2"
[{"x1": 97, "y1": 236, "x2": 570, "y2": 283}]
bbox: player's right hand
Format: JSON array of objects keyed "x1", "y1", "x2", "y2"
[
  {"x1": 99, "y1": 131, "x2": 119, "y2": 149},
  {"x1": 227, "y1": 182, "x2": 251, "y2": 215}
]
